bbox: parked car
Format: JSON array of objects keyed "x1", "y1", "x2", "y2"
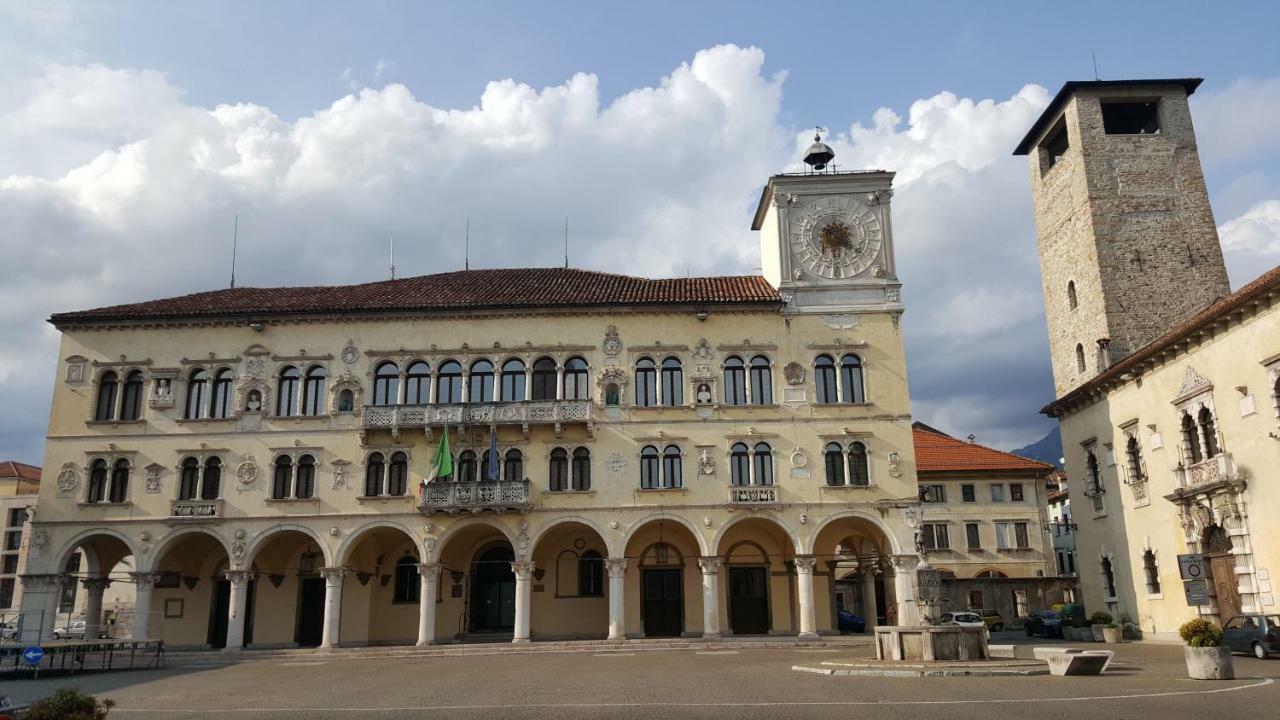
[
  {"x1": 979, "y1": 609, "x2": 1006, "y2": 632},
  {"x1": 940, "y1": 612, "x2": 985, "y2": 628},
  {"x1": 1024, "y1": 610, "x2": 1065, "y2": 639},
  {"x1": 1222, "y1": 614, "x2": 1280, "y2": 659},
  {"x1": 837, "y1": 609, "x2": 866, "y2": 633},
  {"x1": 0, "y1": 621, "x2": 18, "y2": 641},
  {"x1": 53, "y1": 620, "x2": 88, "y2": 640}
]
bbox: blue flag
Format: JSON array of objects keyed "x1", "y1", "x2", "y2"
[{"x1": 487, "y1": 425, "x2": 500, "y2": 482}]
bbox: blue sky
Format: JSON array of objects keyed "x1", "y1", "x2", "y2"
[{"x1": 2, "y1": 1, "x2": 1279, "y2": 464}]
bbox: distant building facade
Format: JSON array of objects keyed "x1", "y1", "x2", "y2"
[{"x1": 1, "y1": 461, "x2": 40, "y2": 619}]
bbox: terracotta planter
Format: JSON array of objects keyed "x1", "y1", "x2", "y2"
[
  {"x1": 1102, "y1": 626, "x2": 1122, "y2": 644},
  {"x1": 1091, "y1": 624, "x2": 1105, "y2": 642},
  {"x1": 1184, "y1": 645, "x2": 1234, "y2": 680}
]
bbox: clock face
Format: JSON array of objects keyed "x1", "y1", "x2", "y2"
[{"x1": 790, "y1": 197, "x2": 883, "y2": 279}]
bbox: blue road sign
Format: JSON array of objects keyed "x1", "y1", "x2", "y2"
[{"x1": 22, "y1": 646, "x2": 44, "y2": 666}]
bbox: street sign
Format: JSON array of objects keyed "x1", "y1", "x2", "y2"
[
  {"x1": 1184, "y1": 579, "x2": 1211, "y2": 606},
  {"x1": 1178, "y1": 554, "x2": 1206, "y2": 581},
  {"x1": 21, "y1": 646, "x2": 44, "y2": 666}
]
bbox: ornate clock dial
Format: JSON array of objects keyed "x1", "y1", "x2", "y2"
[{"x1": 789, "y1": 197, "x2": 883, "y2": 280}]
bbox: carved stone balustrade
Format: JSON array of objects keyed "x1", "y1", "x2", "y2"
[
  {"x1": 419, "y1": 479, "x2": 533, "y2": 515},
  {"x1": 168, "y1": 498, "x2": 224, "y2": 523},
  {"x1": 728, "y1": 486, "x2": 779, "y2": 505},
  {"x1": 362, "y1": 400, "x2": 592, "y2": 440}
]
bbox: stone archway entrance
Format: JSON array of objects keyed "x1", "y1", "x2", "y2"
[
  {"x1": 470, "y1": 545, "x2": 516, "y2": 633},
  {"x1": 1203, "y1": 525, "x2": 1240, "y2": 622}
]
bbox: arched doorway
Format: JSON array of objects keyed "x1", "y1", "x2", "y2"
[
  {"x1": 811, "y1": 514, "x2": 897, "y2": 632},
  {"x1": 471, "y1": 545, "x2": 516, "y2": 633},
  {"x1": 244, "y1": 529, "x2": 328, "y2": 648},
  {"x1": 338, "y1": 523, "x2": 422, "y2": 646},
  {"x1": 150, "y1": 530, "x2": 232, "y2": 648},
  {"x1": 714, "y1": 516, "x2": 798, "y2": 636},
  {"x1": 49, "y1": 532, "x2": 138, "y2": 641},
  {"x1": 624, "y1": 518, "x2": 704, "y2": 638},
  {"x1": 1203, "y1": 524, "x2": 1239, "y2": 621}
]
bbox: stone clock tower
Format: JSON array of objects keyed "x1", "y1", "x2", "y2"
[{"x1": 751, "y1": 136, "x2": 901, "y2": 315}]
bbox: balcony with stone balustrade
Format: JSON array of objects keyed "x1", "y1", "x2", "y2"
[{"x1": 361, "y1": 400, "x2": 592, "y2": 441}]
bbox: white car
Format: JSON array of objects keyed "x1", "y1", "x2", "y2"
[
  {"x1": 940, "y1": 612, "x2": 986, "y2": 628},
  {"x1": 53, "y1": 620, "x2": 87, "y2": 640}
]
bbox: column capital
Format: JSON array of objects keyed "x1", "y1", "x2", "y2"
[
  {"x1": 793, "y1": 555, "x2": 818, "y2": 572},
  {"x1": 82, "y1": 577, "x2": 114, "y2": 592},
  {"x1": 319, "y1": 566, "x2": 348, "y2": 581},
  {"x1": 889, "y1": 554, "x2": 919, "y2": 571},
  {"x1": 224, "y1": 569, "x2": 252, "y2": 585},
  {"x1": 19, "y1": 573, "x2": 65, "y2": 590},
  {"x1": 415, "y1": 563, "x2": 443, "y2": 578},
  {"x1": 604, "y1": 557, "x2": 629, "y2": 578},
  {"x1": 697, "y1": 556, "x2": 722, "y2": 574},
  {"x1": 510, "y1": 560, "x2": 536, "y2": 579},
  {"x1": 129, "y1": 571, "x2": 162, "y2": 589}
]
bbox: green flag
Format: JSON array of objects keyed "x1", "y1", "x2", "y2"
[{"x1": 427, "y1": 428, "x2": 453, "y2": 482}]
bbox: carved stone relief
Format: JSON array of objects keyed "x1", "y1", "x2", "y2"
[
  {"x1": 56, "y1": 463, "x2": 80, "y2": 496},
  {"x1": 783, "y1": 362, "x2": 806, "y2": 386},
  {"x1": 144, "y1": 463, "x2": 164, "y2": 493}
]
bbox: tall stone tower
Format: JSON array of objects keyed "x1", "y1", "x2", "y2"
[{"x1": 1015, "y1": 79, "x2": 1231, "y2": 397}]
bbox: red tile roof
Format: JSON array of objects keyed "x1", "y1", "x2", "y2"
[
  {"x1": 50, "y1": 268, "x2": 783, "y2": 326},
  {"x1": 1044, "y1": 264, "x2": 1280, "y2": 417},
  {"x1": 913, "y1": 425, "x2": 1055, "y2": 475},
  {"x1": 0, "y1": 461, "x2": 41, "y2": 482}
]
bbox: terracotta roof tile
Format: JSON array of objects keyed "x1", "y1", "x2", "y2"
[
  {"x1": 913, "y1": 425, "x2": 1055, "y2": 475},
  {"x1": 50, "y1": 268, "x2": 782, "y2": 326},
  {"x1": 0, "y1": 460, "x2": 41, "y2": 482}
]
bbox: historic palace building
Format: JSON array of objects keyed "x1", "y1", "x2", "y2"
[
  {"x1": 1019, "y1": 78, "x2": 1280, "y2": 640},
  {"x1": 19, "y1": 147, "x2": 930, "y2": 648}
]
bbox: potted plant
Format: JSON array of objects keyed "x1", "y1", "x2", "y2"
[
  {"x1": 1102, "y1": 622, "x2": 1122, "y2": 643},
  {"x1": 24, "y1": 688, "x2": 114, "y2": 720},
  {"x1": 1089, "y1": 611, "x2": 1113, "y2": 642},
  {"x1": 1180, "y1": 619, "x2": 1234, "y2": 680}
]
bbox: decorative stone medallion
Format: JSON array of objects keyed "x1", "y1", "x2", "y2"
[
  {"x1": 144, "y1": 463, "x2": 164, "y2": 493},
  {"x1": 605, "y1": 453, "x2": 627, "y2": 473},
  {"x1": 236, "y1": 460, "x2": 259, "y2": 489},
  {"x1": 341, "y1": 340, "x2": 360, "y2": 365},
  {"x1": 602, "y1": 325, "x2": 622, "y2": 357},
  {"x1": 56, "y1": 463, "x2": 80, "y2": 495},
  {"x1": 783, "y1": 362, "x2": 806, "y2": 386},
  {"x1": 697, "y1": 448, "x2": 716, "y2": 476}
]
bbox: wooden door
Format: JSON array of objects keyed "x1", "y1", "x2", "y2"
[
  {"x1": 728, "y1": 567, "x2": 770, "y2": 635},
  {"x1": 643, "y1": 568, "x2": 683, "y2": 637},
  {"x1": 295, "y1": 577, "x2": 326, "y2": 646},
  {"x1": 471, "y1": 547, "x2": 516, "y2": 632},
  {"x1": 1209, "y1": 555, "x2": 1241, "y2": 623}
]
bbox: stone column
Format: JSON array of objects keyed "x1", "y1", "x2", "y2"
[
  {"x1": 17, "y1": 574, "x2": 63, "y2": 644},
  {"x1": 319, "y1": 567, "x2": 346, "y2": 649},
  {"x1": 861, "y1": 570, "x2": 879, "y2": 629},
  {"x1": 416, "y1": 563, "x2": 441, "y2": 646},
  {"x1": 511, "y1": 560, "x2": 535, "y2": 643},
  {"x1": 697, "y1": 557, "x2": 722, "y2": 640},
  {"x1": 223, "y1": 569, "x2": 251, "y2": 650},
  {"x1": 82, "y1": 577, "x2": 112, "y2": 640},
  {"x1": 892, "y1": 555, "x2": 920, "y2": 626},
  {"x1": 605, "y1": 558, "x2": 628, "y2": 641},
  {"x1": 129, "y1": 572, "x2": 159, "y2": 642},
  {"x1": 794, "y1": 555, "x2": 819, "y2": 640}
]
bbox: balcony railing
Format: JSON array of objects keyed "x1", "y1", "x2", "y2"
[
  {"x1": 362, "y1": 400, "x2": 592, "y2": 438},
  {"x1": 168, "y1": 499, "x2": 224, "y2": 522},
  {"x1": 728, "y1": 486, "x2": 779, "y2": 504},
  {"x1": 419, "y1": 479, "x2": 533, "y2": 515},
  {"x1": 1176, "y1": 453, "x2": 1236, "y2": 489}
]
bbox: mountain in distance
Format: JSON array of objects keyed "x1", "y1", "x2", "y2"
[{"x1": 1011, "y1": 426, "x2": 1062, "y2": 468}]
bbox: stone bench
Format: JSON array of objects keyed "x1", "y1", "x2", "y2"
[
  {"x1": 988, "y1": 644, "x2": 1017, "y2": 659},
  {"x1": 1046, "y1": 651, "x2": 1109, "y2": 676}
]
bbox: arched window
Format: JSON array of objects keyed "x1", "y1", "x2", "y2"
[
  {"x1": 295, "y1": 454, "x2": 315, "y2": 499},
  {"x1": 87, "y1": 459, "x2": 108, "y2": 503},
  {"x1": 1067, "y1": 280, "x2": 1078, "y2": 310},
  {"x1": 1075, "y1": 344, "x2": 1086, "y2": 373},
  {"x1": 660, "y1": 357, "x2": 684, "y2": 406},
  {"x1": 1125, "y1": 435, "x2": 1144, "y2": 483},
  {"x1": 302, "y1": 366, "x2": 327, "y2": 416},
  {"x1": 272, "y1": 455, "x2": 293, "y2": 499},
  {"x1": 579, "y1": 550, "x2": 604, "y2": 596},
  {"x1": 549, "y1": 448, "x2": 568, "y2": 491},
  {"x1": 531, "y1": 357, "x2": 557, "y2": 400},
  {"x1": 185, "y1": 369, "x2": 208, "y2": 419},
  {"x1": 563, "y1": 357, "x2": 589, "y2": 400},
  {"x1": 500, "y1": 359, "x2": 526, "y2": 401},
  {"x1": 393, "y1": 555, "x2": 420, "y2": 603},
  {"x1": 571, "y1": 447, "x2": 591, "y2": 491},
  {"x1": 1181, "y1": 412, "x2": 1202, "y2": 464},
  {"x1": 202, "y1": 456, "x2": 222, "y2": 500},
  {"x1": 753, "y1": 442, "x2": 774, "y2": 486},
  {"x1": 94, "y1": 371, "x2": 119, "y2": 421},
  {"x1": 749, "y1": 355, "x2": 773, "y2": 404},
  {"x1": 1085, "y1": 451, "x2": 1102, "y2": 494},
  {"x1": 109, "y1": 459, "x2": 129, "y2": 503},
  {"x1": 480, "y1": 449, "x2": 497, "y2": 482},
  {"x1": 824, "y1": 442, "x2": 845, "y2": 486},
  {"x1": 730, "y1": 442, "x2": 750, "y2": 487},
  {"x1": 1198, "y1": 407, "x2": 1218, "y2": 459},
  {"x1": 276, "y1": 366, "x2": 300, "y2": 416},
  {"x1": 848, "y1": 441, "x2": 870, "y2": 486},
  {"x1": 364, "y1": 453, "x2": 385, "y2": 496},
  {"x1": 503, "y1": 448, "x2": 523, "y2": 482},
  {"x1": 404, "y1": 361, "x2": 430, "y2": 405},
  {"x1": 437, "y1": 360, "x2": 463, "y2": 404},
  {"x1": 1101, "y1": 557, "x2": 1117, "y2": 598},
  {"x1": 840, "y1": 354, "x2": 865, "y2": 404},
  {"x1": 210, "y1": 369, "x2": 233, "y2": 419},
  {"x1": 662, "y1": 445, "x2": 683, "y2": 489},
  {"x1": 179, "y1": 457, "x2": 200, "y2": 501},
  {"x1": 468, "y1": 360, "x2": 494, "y2": 403},
  {"x1": 387, "y1": 451, "x2": 409, "y2": 496},
  {"x1": 1142, "y1": 550, "x2": 1160, "y2": 594},
  {"x1": 337, "y1": 389, "x2": 355, "y2": 413},
  {"x1": 373, "y1": 362, "x2": 399, "y2": 406},
  {"x1": 457, "y1": 450, "x2": 477, "y2": 483},
  {"x1": 640, "y1": 446, "x2": 660, "y2": 489},
  {"x1": 814, "y1": 355, "x2": 837, "y2": 404},
  {"x1": 634, "y1": 357, "x2": 657, "y2": 407},
  {"x1": 120, "y1": 370, "x2": 145, "y2": 421},
  {"x1": 723, "y1": 356, "x2": 746, "y2": 406}
]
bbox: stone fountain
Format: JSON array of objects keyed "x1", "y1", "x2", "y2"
[{"x1": 873, "y1": 556, "x2": 990, "y2": 662}]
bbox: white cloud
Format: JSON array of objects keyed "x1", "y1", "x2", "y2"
[{"x1": 1194, "y1": 77, "x2": 1280, "y2": 165}]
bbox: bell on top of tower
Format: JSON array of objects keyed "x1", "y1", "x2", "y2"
[{"x1": 803, "y1": 128, "x2": 835, "y2": 171}]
